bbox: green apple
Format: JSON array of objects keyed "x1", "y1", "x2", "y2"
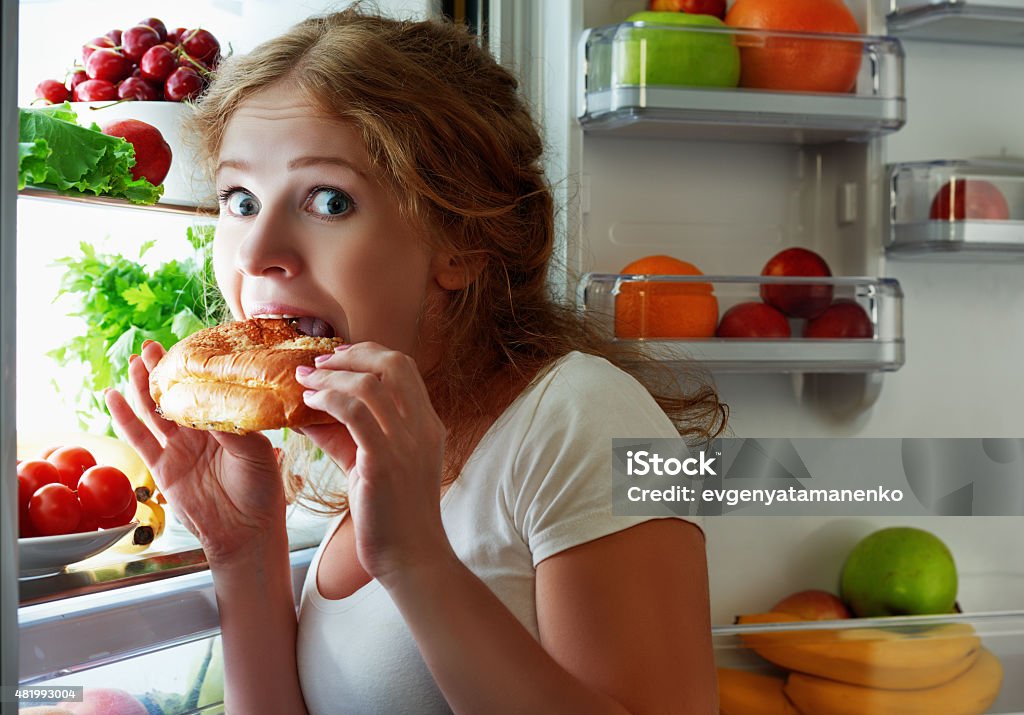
[
  {"x1": 614, "y1": 12, "x2": 740, "y2": 88},
  {"x1": 840, "y1": 527, "x2": 958, "y2": 618}
]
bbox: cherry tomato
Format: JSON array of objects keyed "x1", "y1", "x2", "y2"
[
  {"x1": 76, "y1": 508, "x2": 101, "y2": 533},
  {"x1": 29, "y1": 484, "x2": 82, "y2": 536},
  {"x1": 77, "y1": 465, "x2": 134, "y2": 519},
  {"x1": 18, "y1": 459, "x2": 62, "y2": 501},
  {"x1": 47, "y1": 446, "x2": 97, "y2": 490},
  {"x1": 98, "y1": 497, "x2": 138, "y2": 528},
  {"x1": 37, "y1": 444, "x2": 62, "y2": 459}
]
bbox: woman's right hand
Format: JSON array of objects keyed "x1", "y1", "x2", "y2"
[{"x1": 104, "y1": 340, "x2": 286, "y2": 567}]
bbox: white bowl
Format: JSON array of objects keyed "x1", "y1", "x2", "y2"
[
  {"x1": 68, "y1": 100, "x2": 215, "y2": 209},
  {"x1": 18, "y1": 523, "x2": 137, "y2": 578}
]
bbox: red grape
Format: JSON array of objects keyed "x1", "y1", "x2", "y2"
[
  {"x1": 181, "y1": 28, "x2": 220, "y2": 63},
  {"x1": 68, "y1": 67, "x2": 88, "y2": 92},
  {"x1": 140, "y1": 44, "x2": 177, "y2": 82},
  {"x1": 73, "y1": 79, "x2": 117, "y2": 101},
  {"x1": 139, "y1": 17, "x2": 168, "y2": 41},
  {"x1": 117, "y1": 76, "x2": 160, "y2": 101},
  {"x1": 35, "y1": 79, "x2": 69, "y2": 104},
  {"x1": 168, "y1": 27, "x2": 188, "y2": 45},
  {"x1": 86, "y1": 48, "x2": 134, "y2": 83},
  {"x1": 164, "y1": 66, "x2": 203, "y2": 101},
  {"x1": 122, "y1": 24, "x2": 161, "y2": 63},
  {"x1": 81, "y1": 35, "x2": 115, "y2": 64}
]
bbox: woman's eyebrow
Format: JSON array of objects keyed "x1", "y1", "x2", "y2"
[{"x1": 286, "y1": 156, "x2": 367, "y2": 178}]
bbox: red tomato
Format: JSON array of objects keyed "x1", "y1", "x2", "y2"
[
  {"x1": 98, "y1": 498, "x2": 138, "y2": 528},
  {"x1": 37, "y1": 444, "x2": 63, "y2": 459},
  {"x1": 28, "y1": 483, "x2": 82, "y2": 536},
  {"x1": 76, "y1": 508, "x2": 101, "y2": 533},
  {"x1": 77, "y1": 465, "x2": 135, "y2": 519},
  {"x1": 47, "y1": 446, "x2": 97, "y2": 490},
  {"x1": 17, "y1": 460, "x2": 62, "y2": 502}
]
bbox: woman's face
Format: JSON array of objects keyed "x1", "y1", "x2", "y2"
[{"x1": 213, "y1": 83, "x2": 449, "y2": 367}]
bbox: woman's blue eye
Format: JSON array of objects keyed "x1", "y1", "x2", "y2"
[
  {"x1": 226, "y1": 190, "x2": 259, "y2": 217},
  {"x1": 308, "y1": 188, "x2": 352, "y2": 217}
]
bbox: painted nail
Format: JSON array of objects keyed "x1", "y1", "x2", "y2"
[
  {"x1": 314, "y1": 354, "x2": 332, "y2": 364},
  {"x1": 296, "y1": 365, "x2": 313, "y2": 376},
  {"x1": 335, "y1": 344, "x2": 351, "y2": 351},
  {"x1": 129, "y1": 354, "x2": 139, "y2": 363},
  {"x1": 142, "y1": 339, "x2": 155, "y2": 348}
]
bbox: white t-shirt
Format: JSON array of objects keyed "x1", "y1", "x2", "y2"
[{"x1": 296, "y1": 351, "x2": 702, "y2": 715}]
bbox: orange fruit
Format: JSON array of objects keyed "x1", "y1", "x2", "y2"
[
  {"x1": 725, "y1": 0, "x2": 862, "y2": 94},
  {"x1": 615, "y1": 255, "x2": 719, "y2": 339}
]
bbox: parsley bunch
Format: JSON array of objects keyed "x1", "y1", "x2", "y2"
[{"x1": 48, "y1": 225, "x2": 225, "y2": 431}]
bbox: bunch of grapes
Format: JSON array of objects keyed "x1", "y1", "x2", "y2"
[{"x1": 34, "y1": 18, "x2": 223, "y2": 104}]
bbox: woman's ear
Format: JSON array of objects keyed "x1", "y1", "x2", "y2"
[{"x1": 432, "y1": 252, "x2": 484, "y2": 291}]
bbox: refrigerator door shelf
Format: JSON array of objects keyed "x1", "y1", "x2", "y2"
[
  {"x1": 579, "y1": 274, "x2": 905, "y2": 374},
  {"x1": 578, "y1": 24, "x2": 906, "y2": 145},
  {"x1": 713, "y1": 610, "x2": 1024, "y2": 714},
  {"x1": 888, "y1": 2, "x2": 1024, "y2": 47},
  {"x1": 888, "y1": 160, "x2": 1024, "y2": 259}
]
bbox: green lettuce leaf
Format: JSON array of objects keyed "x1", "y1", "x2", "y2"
[{"x1": 18, "y1": 102, "x2": 163, "y2": 205}]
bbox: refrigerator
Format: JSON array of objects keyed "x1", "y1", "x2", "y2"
[{"x1": 4, "y1": 0, "x2": 1024, "y2": 712}]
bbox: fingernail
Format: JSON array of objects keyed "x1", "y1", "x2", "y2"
[
  {"x1": 335, "y1": 344, "x2": 351, "y2": 351},
  {"x1": 103, "y1": 387, "x2": 113, "y2": 396},
  {"x1": 296, "y1": 365, "x2": 313, "y2": 376},
  {"x1": 142, "y1": 339, "x2": 154, "y2": 348},
  {"x1": 303, "y1": 389, "x2": 317, "y2": 398},
  {"x1": 129, "y1": 354, "x2": 139, "y2": 363},
  {"x1": 314, "y1": 354, "x2": 332, "y2": 364}
]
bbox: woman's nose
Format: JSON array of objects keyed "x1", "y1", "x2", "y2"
[{"x1": 234, "y1": 212, "x2": 302, "y2": 278}]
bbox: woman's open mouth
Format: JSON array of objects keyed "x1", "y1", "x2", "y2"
[{"x1": 251, "y1": 313, "x2": 337, "y2": 339}]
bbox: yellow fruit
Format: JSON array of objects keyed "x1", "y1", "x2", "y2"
[
  {"x1": 736, "y1": 612, "x2": 981, "y2": 689},
  {"x1": 19, "y1": 431, "x2": 156, "y2": 498},
  {"x1": 112, "y1": 499, "x2": 166, "y2": 555},
  {"x1": 784, "y1": 647, "x2": 1004, "y2": 715},
  {"x1": 718, "y1": 668, "x2": 799, "y2": 715}
]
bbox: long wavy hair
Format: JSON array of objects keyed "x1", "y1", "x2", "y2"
[{"x1": 188, "y1": 7, "x2": 728, "y2": 513}]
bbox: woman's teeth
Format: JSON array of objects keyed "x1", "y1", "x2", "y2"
[{"x1": 251, "y1": 314, "x2": 336, "y2": 338}]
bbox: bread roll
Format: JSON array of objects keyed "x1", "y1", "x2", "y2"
[{"x1": 149, "y1": 318, "x2": 345, "y2": 434}]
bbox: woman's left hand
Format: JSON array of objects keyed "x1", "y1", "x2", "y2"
[{"x1": 296, "y1": 342, "x2": 453, "y2": 586}]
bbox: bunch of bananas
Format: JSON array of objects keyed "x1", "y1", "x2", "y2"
[{"x1": 719, "y1": 612, "x2": 1004, "y2": 714}]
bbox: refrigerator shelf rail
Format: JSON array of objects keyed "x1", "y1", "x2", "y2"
[
  {"x1": 18, "y1": 187, "x2": 216, "y2": 216},
  {"x1": 579, "y1": 274, "x2": 905, "y2": 373},
  {"x1": 887, "y1": 160, "x2": 1024, "y2": 260},
  {"x1": 578, "y1": 23, "x2": 906, "y2": 144},
  {"x1": 887, "y1": 1, "x2": 1024, "y2": 47}
]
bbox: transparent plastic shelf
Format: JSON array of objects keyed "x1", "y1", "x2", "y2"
[
  {"x1": 888, "y1": 160, "x2": 1024, "y2": 259},
  {"x1": 579, "y1": 274, "x2": 904, "y2": 373},
  {"x1": 888, "y1": 2, "x2": 1024, "y2": 46},
  {"x1": 714, "y1": 610, "x2": 1024, "y2": 714},
  {"x1": 578, "y1": 22, "x2": 906, "y2": 144}
]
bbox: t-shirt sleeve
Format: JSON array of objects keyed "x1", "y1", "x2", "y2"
[{"x1": 506, "y1": 354, "x2": 704, "y2": 567}]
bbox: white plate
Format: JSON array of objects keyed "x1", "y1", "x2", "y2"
[{"x1": 18, "y1": 523, "x2": 137, "y2": 578}]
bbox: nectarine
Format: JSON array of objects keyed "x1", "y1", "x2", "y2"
[
  {"x1": 771, "y1": 589, "x2": 851, "y2": 621},
  {"x1": 716, "y1": 302, "x2": 790, "y2": 338},
  {"x1": 760, "y1": 248, "x2": 833, "y2": 320},
  {"x1": 929, "y1": 179, "x2": 1010, "y2": 221},
  {"x1": 803, "y1": 300, "x2": 873, "y2": 339}
]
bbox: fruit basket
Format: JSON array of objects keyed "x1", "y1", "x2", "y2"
[
  {"x1": 887, "y1": 160, "x2": 1024, "y2": 259},
  {"x1": 888, "y1": 1, "x2": 1024, "y2": 47},
  {"x1": 578, "y1": 274, "x2": 904, "y2": 372},
  {"x1": 578, "y1": 22, "x2": 906, "y2": 144},
  {"x1": 712, "y1": 611, "x2": 1024, "y2": 714}
]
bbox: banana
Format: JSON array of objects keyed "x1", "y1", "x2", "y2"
[
  {"x1": 718, "y1": 668, "x2": 800, "y2": 715},
  {"x1": 736, "y1": 612, "x2": 981, "y2": 689},
  {"x1": 18, "y1": 431, "x2": 157, "y2": 497},
  {"x1": 112, "y1": 499, "x2": 166, "y2": 554},
  {"x1": 784, "y1": 646, "x2": 1004, "y2": 715}
]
